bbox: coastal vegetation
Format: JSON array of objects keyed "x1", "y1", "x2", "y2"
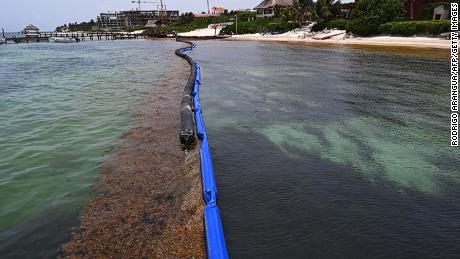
[
  {"x1": 56, "y1": 20, "x2": 97, "y2": 32},
  {"x1": 156, "y1": 11, "x2": 257, "y2": 34},
  {"x1": 315, "y1": 19, "x2": 451, "y2": 37},
  {"x1": 378, "y1": 20, "x2": 451, "y2": 36},
  {"x1": 345, "y1": 0, "x2": 404, "y2": 35},
  {"x1": 336, "y1": 15, "x2": 449, "y2": 36},
  {"x1": 311, "y1": 18, "x2": 348, "y2": 31},
  {"x1": 160, "y1": 12, "x2": 211, "y2": 33},
  {"x1": 221, "y1": 0, "x2": 340, "y2": 34},
  {"x1": 224, "y1": 0, "x2": 452, "y2": 37},
  {"x1": 220, "y1": 19, "x2": 299, "y2": 35},
  {"x1": 311, "y1": 0, "x2": 405, "y2": 35},
  {"x1": 308, "y1": 0, "x2": 451, "y2": 36},
  {"x1": 219, "y1": 0, "x2": 450, "y2": 36}
]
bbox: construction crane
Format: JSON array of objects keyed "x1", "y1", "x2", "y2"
[
  {"x1": 131, "y1": 0, "x2": 166, "y2": 21},
  {"x1": 131, "y1": 0, "x2": 165, "y2": 12},
  {"x1": 132, "y1": 0, "x2": 141, "y2": 11}
]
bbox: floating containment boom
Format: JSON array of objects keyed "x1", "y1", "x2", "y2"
[{"x1": 175, "y1": 39, "x2": 229, "y2": 259}]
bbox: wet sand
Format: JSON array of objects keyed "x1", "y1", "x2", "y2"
[{"x1": 61, "y1": 50, "x2": 205, "y2": 258}]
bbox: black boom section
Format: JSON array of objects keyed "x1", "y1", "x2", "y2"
[{"x1": 175, "y1": 39, "x2": 198, "y2": 148}]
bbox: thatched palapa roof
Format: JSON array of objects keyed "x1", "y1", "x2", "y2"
[
  {"x1": 23, "y1": 24, "x2": 39, "y2": 31},
  {"x1": 254, "y1": 0, "x2": 294, "y2": 9}
]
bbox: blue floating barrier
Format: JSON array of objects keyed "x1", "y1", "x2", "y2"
[
  {"x1": 175, "y1": 39, "x2": 228, "y2": 258},
  {"x1": 194, "y1": 96, "x2": 202, "y2": 113},
  {"x1": 194, "y1": 94, "x2": 201, "y2": 107},
  {"x1": 201, "y1": 137, "x2": 217, "y2": 204},
  {"x1": 204, "y1": 204, "x2": 229, "y2": 259},
  {"x1": 196, "y1": 111, "x2": 206, "y2": 139},
  {"x1": 194, "y1": 97, "x2": 201, "y2": 111},
  {"x1": 196, "y1": 64, "x2": 201, "y2": 82},
  {"x1": 196, "y1": 113, "x2": 206, "y2": 140},
  {"x1": 193, "y1": 81, "x2": 200, "y2": 97}
]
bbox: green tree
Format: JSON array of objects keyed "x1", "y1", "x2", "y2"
[
  {"x1": 315, "y1": 0, "x2": 341, "y2": 21},
  {"x1": 179, "y1": 12, "x2": 194, "y2": 24},
  {"x1": 282, "y1": 0, "x2": 341, "y2": 23},
  {"x1": 277, "y1": 0, "x2": 316, "y2": 23},
  {"x1": 346, "y1": 0, "x2": 405, "y2": 35},
  {"x1": 297, "y1": 0, "x2": 314, "y2": 8},
  {"x1": 351, "y1": 0, "x2": 405, "y2": 23},
  {"x1": 236, "y1": 11, "x2": 257, "y2": 20}
]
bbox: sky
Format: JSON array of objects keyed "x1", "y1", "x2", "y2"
[{"x1": 0, "y1": 0, "x2": 353, "y2": 32}]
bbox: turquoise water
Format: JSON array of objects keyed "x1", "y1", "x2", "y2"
[
  {"x1": 0, "y1": 40, "x2": 181, "y2": 258},
  {"x1": 191, "y1": 41, "x2": 460, "y2": 258}
]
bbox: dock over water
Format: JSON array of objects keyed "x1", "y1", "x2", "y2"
[{"x1": 2, "y1": 32, "x2": 146, "y2": 44}]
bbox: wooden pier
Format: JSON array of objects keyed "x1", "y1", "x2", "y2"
[{"x1": 2, "y1": 32, "x2": 146, "y2": 44}]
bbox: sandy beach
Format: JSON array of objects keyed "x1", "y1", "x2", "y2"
[
  {"x1": 177, "y1": 25, "x2": 449, "y2": 49},
  {"x1": 228, "y1": 33, "x2": 450, "y2": 49},
  {"x1": 178, "y1": 24, "x2": 226, "y2": 37}
]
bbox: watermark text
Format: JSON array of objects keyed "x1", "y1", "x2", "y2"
[{"x1": 452, "y1": 3, "x2": 459, "y2": 146}]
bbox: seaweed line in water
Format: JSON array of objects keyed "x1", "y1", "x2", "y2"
[{"x1": 60, "y1": 46, "x2": 206, "y2": 258}]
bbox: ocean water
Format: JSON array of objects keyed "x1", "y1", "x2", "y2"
[
  {"x1": 191, "y1": 41, "x2": 460, "y2": 258},
  {"x1": 1, "y1": 38, "x2": 458, "y2": 259},
  {"x1": 0, "y1": 40, "x2": 182, "y2": 258}
]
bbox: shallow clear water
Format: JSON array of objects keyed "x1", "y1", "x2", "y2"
[
  {"x1": 191, "y1": 41, "x2": 460, "y2": 258},
  {"x1": 0, "y1": 40, "x2": 181, "y2": 258}
]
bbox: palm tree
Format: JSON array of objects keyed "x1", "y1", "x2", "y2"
[
  {"x1": 315, "y1": 0, "x2": 341, "y2": 22},
  {"x1": 281, "y1": 0, "x2": 316, "y2": 23},
  {"x1": 278, "y1": 0, "x2": 341, "y2": 24}
]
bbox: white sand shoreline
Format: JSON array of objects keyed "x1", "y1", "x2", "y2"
[
  {"x1": 226, "y1": 34, "x2": 450, "y2": 49},
  {"x1": 178, "y1": 25, "x2": 449, "y2": 50}
]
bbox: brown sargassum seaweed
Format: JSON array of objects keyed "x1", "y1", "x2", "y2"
[{"x1": 61, "y1": 54, "x2": 205, "y2": 258}]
